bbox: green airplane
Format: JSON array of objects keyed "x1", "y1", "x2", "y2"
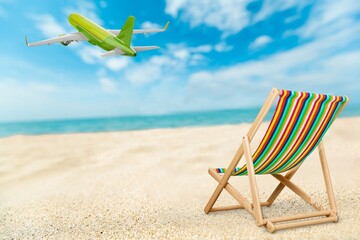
[{"x1": 25, "y1": 13, "x2": 169, "y2": 57}]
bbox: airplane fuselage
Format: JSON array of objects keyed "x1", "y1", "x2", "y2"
[{"x1": 68, "y1": 13, "x2": 136, "y2": 56}]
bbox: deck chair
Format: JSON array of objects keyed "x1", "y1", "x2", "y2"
[{"x1": 204, "y1": 87, "x2": 349, "y2": 233}]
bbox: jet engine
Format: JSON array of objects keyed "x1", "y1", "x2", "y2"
[{"x1": 59, "y1": 34, "x2": 75, "y2": 46}]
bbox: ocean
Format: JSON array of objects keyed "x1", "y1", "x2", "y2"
[{"x1": 0, "y1": 105, "x2": 359, "y2": 138}]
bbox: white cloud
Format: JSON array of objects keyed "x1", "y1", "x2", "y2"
[
  {"x1": 165, "y1": 0, "x2": 250, "y2": 36},
  {"x1": 64, "y1": 1, "x2": 102, "y2": 25},
  {"x1": 173, "y1": 48, "x2": 190, "y2": 60},
  {"x1": 31, "y1": 1, "x2": 105, "y2": 38},
  {"x1": 96, "y1": 69, "x2": 119, "y2": 94},
  {"x1": 125, "y1": 55, "x2": 175, "y2": 85},
  {"x1": 254, "y1": 0, "x2": 308, "y2": 23},
  {"x1": 76, "y1": 45, "x2": 131, "y2": 71},
  {"x1": 180, "y1": 0, "x2": 360, "y2": 110},
  {"x1": 124, "y1": 43, "x2": 214, "y2": 86},
  {"x1": 164, "y1": 1, "x2": 185, "y2": 17},
  {"x1": 184, "y1": 23, "x2": 360, "y2": 110},
  {"x1": 190, "y1": 44, "x2": 212, "y2": 53},
  {"x1": 249, "y1": 35, "x2": 272, "y2": 50},
  {"x1": 214, "y1": 42, "x2": 233, "y2": 52},
  {"x1": 141, "y1": 21, "x2": 162, "y2": 29},
  {"x1": 31, "y1": 14, "x2": 67, "y2": 37},
  {"x1": 77, "y1": 45, "x2": 103, "y2": 64},
  {"x1": 104, "y1": 58, "x2": 130, "y2": 71},
  {"x1": 165, "y1": 0, "x2": 308, "y2": 37},
  {"x1": 99, "y1": 77, "x2": 117, "y2": 93},
  {"x1": 172, "y1": 0, "x2": 359, "y2": 113},
  {"x1": 296, "y1": 0, "x2": 360, "y2": 40}
]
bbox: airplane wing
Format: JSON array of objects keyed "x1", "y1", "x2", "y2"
[
  {"x1": 133, "y1": 46, "x2": 159, "y2": 52},
  {"x1": 101, "y1": 46, "x2": 159, "y2": 58},
  {"x1": 108, "y1": 21, "x2": 169, "y2": 36},
  {"x1": 25, "y1": 32, "x2": 87, "y2": 47},
  {"x1": 100, "y1": 48, "x2": 125, "y2": 57}
]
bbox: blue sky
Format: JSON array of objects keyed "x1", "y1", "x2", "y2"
[{"x1": 0, "y1": 0, "x2": 359, "y2": 122}]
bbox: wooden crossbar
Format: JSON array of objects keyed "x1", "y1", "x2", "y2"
[
  {"x1": 272, "y1": 174, "x2": 322, "y2": 211},
  {"x1": 211, "y1": 202, "x2": 269, "y2": 212},
  {"x1": 266, "y1": 211, "x2": 337, "y2": 233},
  {"x1": 267, "y1": 210, "x2": 332, "y2": 223},
  {"x1": 266, "y1": 166, "x2": 299, "y2": 205}
]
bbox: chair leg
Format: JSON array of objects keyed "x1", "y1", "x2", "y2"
[
  {"x1": 243, "y1": 136, "x2": 264, "y2": 225},
  {"x1": 204, "y1": 143, "x2": 245, "y2": 214},
  {"x1": 318, "y1": 141, "x2": 337, "y2": 214}
]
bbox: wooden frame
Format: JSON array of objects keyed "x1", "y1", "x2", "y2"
[{"x1": 204, "y1": 88, "x2": 347, "y2": 233}]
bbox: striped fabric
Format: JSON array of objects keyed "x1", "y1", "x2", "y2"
[{"x1": 215, "y1": 89, "x2": 348, "y2": 176}]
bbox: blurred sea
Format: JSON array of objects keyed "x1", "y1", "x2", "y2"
[{"x1": 0, "y1": 105, "x2": 359, "y2": 138}]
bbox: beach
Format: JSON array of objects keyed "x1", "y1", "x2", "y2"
[{"x1": 1, "y1": 116, "x2": 359, "y2": 239}]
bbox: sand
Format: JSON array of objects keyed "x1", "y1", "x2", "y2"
[{"x1": 0, "y1": 117, "x2": 359, "y2": 239}]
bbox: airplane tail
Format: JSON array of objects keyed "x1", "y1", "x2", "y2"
[{"x1": 116, "y1": 16, "x2": 135, "y2": 47}]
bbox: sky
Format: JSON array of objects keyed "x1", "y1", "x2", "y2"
[{"x1": 0, "y1": 0, "x2": 359, "y2": 122}]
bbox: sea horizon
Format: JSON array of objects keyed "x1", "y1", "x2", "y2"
[{"x1": 1, "y1": 104, "x2": 359, "y2": 138}]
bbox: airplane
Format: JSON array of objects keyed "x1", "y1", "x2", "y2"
[{"x1": 25, "y1": 13, "x2": 169, "y2": 57}]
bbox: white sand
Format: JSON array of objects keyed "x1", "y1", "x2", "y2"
[{"x1": 0, "y1": 117, "x2": 359, "y2": 239}]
